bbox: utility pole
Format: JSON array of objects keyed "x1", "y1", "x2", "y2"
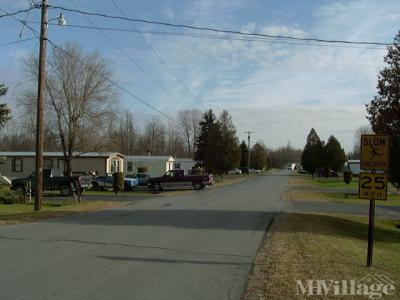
[
  {"x1": 34, "y1": 0, "x2": 48, "y2": 211},
  {"x1": 244, "y1": 131, "x2": 255, "y2": 173}
]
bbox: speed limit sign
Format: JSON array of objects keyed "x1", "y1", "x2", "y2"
[{"x1": 359, "y1": 172, "x2": 387, "y2": 200}]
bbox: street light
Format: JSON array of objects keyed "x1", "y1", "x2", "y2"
[{"x1": 48, "y1": 13, "x2": 67, "y2": 26}]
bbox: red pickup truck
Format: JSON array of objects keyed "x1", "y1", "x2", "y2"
[{"x1": 148, "y1": 170, "x2": 213, "y2": 191}]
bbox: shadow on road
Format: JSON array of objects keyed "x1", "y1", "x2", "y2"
[
  {"x1": 46, "y1": 210, "x2": 400, "y2": 243},
  {"x1": 47, "y1": 209, "x2": 273, "y2": 231}
]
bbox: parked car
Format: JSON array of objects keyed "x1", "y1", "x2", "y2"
[
  {"x1": 148, "y1": 169, "x2": 213, "y2": 191},
  {"x1": 315, "y1": 168, "x2": 340, "y2": 177},
  {"x1": 126, "y1": 173, "x2": 155, "y2": 186},
  {"x1": 10, "y1": 168, "x2": 82, "y2": 196},
  {"x1": 239, "y1": 167, "x2": 250, "y2": 174},
  {"x1": 249, "y1": 169, "x2": 261, "y2": 173},
  {"x1": 297, "y1": 168, "x2": 307, "y2": 174},
  {"x1": 92, "y1": 174, "x2": 139, "y2": 191},
  {"x1": 73, "y1": 173, "x2": 92, "y2": 191},
  {"x1": 227, "y1": 168, "x2": 242, "y2": 175}
]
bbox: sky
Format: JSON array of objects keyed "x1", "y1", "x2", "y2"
[{"x1": 0, "y1": 0, "x2": 399, "y2": 152}]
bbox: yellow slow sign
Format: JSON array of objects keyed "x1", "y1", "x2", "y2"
[
  {"x1": 358, "y1": 173, "x2": 387, "y2": 200},
  {"x1": 360, "y1": 134, "x2": 389, "y2": 171}
]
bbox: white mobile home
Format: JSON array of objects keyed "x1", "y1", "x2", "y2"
[
  {"x1": 174, "y1": 158, "x2": 196, "y2": 174},
  {"x1": 0, "y1": 152, "x2": 124, "y2": 179},
  {"x1": 124, "y1": 156, "x2": 175, "y2": 176}
]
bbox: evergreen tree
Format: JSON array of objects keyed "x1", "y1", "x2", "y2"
[
  {"x1": 218, "y1": 110, "x2": 240, "y2": 173},
  {"x1": 240, "y1": 140, "x2": 249, "y2": 168},
  {"x1": 301, "y1": 128, "x2": 324, "y2": 174},
  {"x1": 366, "y1": 31, "x2": 400, "y2": 187},
  {"x1": 194, "y1": 109, "x2": 240, "y2": 174},
  {"x1": 323, "y1": 135, "x2": 346, "y2": 172},
  {"x1": 250, "y1": 142, "x2": 268, "y2": 170},
  {"x1": 0, "y1": 84, "x2": 11, "y2": 128},
  {"x1": 194, "y1": 109, "x2": 217, "y2": 171},
  {"x1": 205, "y1": 121, "x2": 225, "y2": 174}
]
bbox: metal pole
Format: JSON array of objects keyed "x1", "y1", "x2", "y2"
[
  {"x1": 367, "y1": 198, "x2": 375, "y2": 267},
  {"x1": 244, "y1": 131, "x2": 255, "y2": 173},
  {"x1": 34, "y1": 0, "x2": 48, "y2": 211},
  {"x1": 247, "y1": 132, "x2": 251, "y2": 172}
]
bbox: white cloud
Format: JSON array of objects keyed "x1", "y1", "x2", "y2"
[
  {"x1": 119, "y1": 0, "x2": 398, "y2": 152},
  {"x1": 231, "y1": 104, "x2": 367, "y2": 151}
]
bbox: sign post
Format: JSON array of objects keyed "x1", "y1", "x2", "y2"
[
  {"x1": 359, "y1": 134, "x2": 389, "y2": 267},
  {"x1": 367, "y1": 198, "x2": 375, "y2": 267}
]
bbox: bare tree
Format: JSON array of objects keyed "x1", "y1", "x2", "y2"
[
  {"x1": 139, "y1": 117, "x2": 167, "y2": 155},
  {"x1": 177, "y1": 109, "x2": 202, "y2": 156},
  {"x1": 22, "y1": 43, "x2": 118, "y2": 175},
  {"x1": 352, "y1": 125, "x2": 373, "y2": 159},
  {"x1": 177, "y1": 110, "x2": 192, "y2": 153},
  {"x1": 104, "y1": 111, "x2": 137, "y2": 155},
  {"x1": 119, "y1": 111, "x2": 137, "y2": 155},
  {"x1": 166, "y1": 120, "x2": 186, "y2": 157}
]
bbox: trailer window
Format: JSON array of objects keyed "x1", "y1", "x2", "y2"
[{"x1": 12, "y1": 158, "x2": 23, "y2": 172}]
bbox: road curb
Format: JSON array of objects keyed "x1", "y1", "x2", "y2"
[{"x1": 240, "y1": 213, "x2": 277, "y2": 299}]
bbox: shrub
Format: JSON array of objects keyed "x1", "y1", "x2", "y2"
[
  {"x1": 113, "y1": 172, "x2": 124, "y2": 194},
  {"x1": 0, "y1": 191, "x2": 26, "y2": 204},
  {"x1": 343, "y1": 171, "x2": 352, "y2": 184},
  {"x1": 323, "y1": 167, "x2": 330, "y2": 178}
]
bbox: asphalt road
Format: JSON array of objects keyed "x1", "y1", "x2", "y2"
[{"x1": 0, "y1": 170, "x2": 290, "y2": 300}]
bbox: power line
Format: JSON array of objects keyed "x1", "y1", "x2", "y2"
[
  {"x1": 2, "y1": 3, "x2": 34, "y2": 84},
  {"x1": 5, "y1": 11, "x2": 186, "y2": 130},
  {"x1": 32, "y1": 21, "x2": 387, "y2": 51},
  {"x1": 65, "y1": 0, "x2": 189, "y2": 110},
  {"x1": 47, "y1": 4, "x2": 392, "y2": 46},
  {"x1": 0, "y1": 37, "x2": 36, "y2": 47},
  {"x1": 0, "y1": 6, "x2": 37, "y2": 18},
  {"x1": 111, "y1": 0, "x2": 206, "y2": 107},
  {"x1": 0, "y1": 7, "x2": 39, "y2": 38}
]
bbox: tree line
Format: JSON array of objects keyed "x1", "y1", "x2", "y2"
[
  {"x1": 301, "y1": 128, "x2": 346, "y2": 174},
  {"x1": 193, "y1": 109, "x2": 272, "y2": 173},
  {"x1": 0, "y1": 43, "x2": 273, "y2": 175}
]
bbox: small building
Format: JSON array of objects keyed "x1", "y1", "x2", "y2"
[
  {"x1": 345, "y1": 159, "x2": 361, "y2": 176},
  {"x1": 286, "y1": 162, "x2": 300, "y2": 170},
  {"x1": 124, "y1": 156, "x2": 175, "y2": 176},
  {"x1": 174, "y1": 158, "x2": 196, "y2": 174},
  {"x1": 0, "y1": 152, "x2": 124, "y2": 179}
]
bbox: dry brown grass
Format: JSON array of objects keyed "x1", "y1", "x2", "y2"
[
  {"x1": 288, "y1": 178, "x2": 310, "y2": 186},
  {"x1": 0, "y1": 201, "x2": 126, "y2": 225},
  {"x1": 243, "y1": 213, "x2": 400, "y2": 299}
]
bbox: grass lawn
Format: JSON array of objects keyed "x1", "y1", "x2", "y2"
[
  {"x1": 288, "y1": 175, "x2": 400, "y2": 206},
  {"x1": 212, "y1": 175, "x2": 246, "y2": 187},
  {"x1": 292, "y1": 175, "x2": 398, "y2": 192},
  {"x1": 243, "y1": 213, "x2": 400, "y2": 300},
  {"x1": 84, "y1": 188, "x2": 159, "y2": 196},
  {"x1": 288, "y1": 190, "x2": 400, "y2": 206},
  {"x1": 0, "y1": 200, "x2": 125, "y2": 224}
]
